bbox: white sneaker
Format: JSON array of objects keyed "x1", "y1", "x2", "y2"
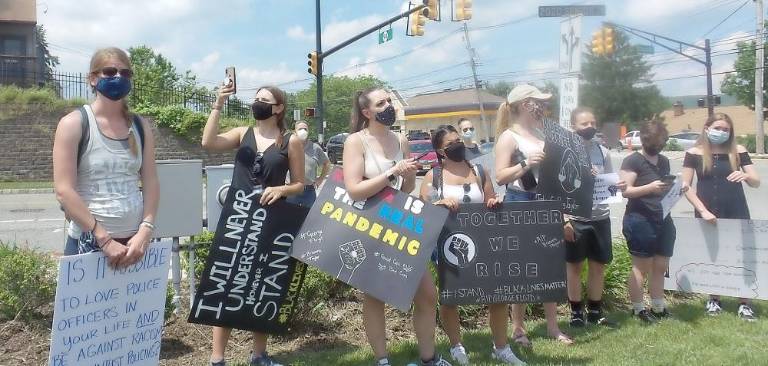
[
  {"x1": 449, "y1": 344, "x2": 469, "y2": 366},
  {"x1": 491, "y1": 345, "x2": 527, "y2": 365}
]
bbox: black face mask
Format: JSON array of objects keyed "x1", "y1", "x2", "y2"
[
  {"x1": 375, "y1": 105, "x2": 397, "y2": 126},
  {"x1": 252, "y1": 101, "x2": 275, "y2": 120},
  {"x1": 443, "y1": 142, "x2": 466, "y2": 162},
  {"x1": 577, "y1": 127, "x2": 597, "y2": 140}
]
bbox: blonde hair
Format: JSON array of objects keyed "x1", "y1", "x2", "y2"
[
  {"x1": 89, "y1": 47, "x2": 138, "y2": 157},
  {"x1": 495, "y1": 101, "x2": 522, "y2": 137},
  {"x1": 698, "y1": 112, "x2": 739, "y2": 174}
]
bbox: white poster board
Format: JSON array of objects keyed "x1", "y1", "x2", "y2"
[
  {"x1": 661, "y1": 178, "x2": 683, "y2": 219},
  {"x1": 559, "y1": 77, "x2": 579, "y2": 129},
  {"x1": 559, "y1": 15, "x2": 582, "y2": 75},
  {"x1": 592, "y1": 173, "x2": 623, "y2": 205},
  {"x1": 48, "y1": 241, "x2": 172, "y2": 366},
  {"x1": 664, "y1": 218, "x2": 768, "y2": 300}
]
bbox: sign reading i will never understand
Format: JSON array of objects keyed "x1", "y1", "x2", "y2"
[
  {"x1": 291, "y1": 168, "x2": 448, "y2": 311},
  {"x1": 537, "y1": 119, "x2": 594, "y2": 218},
  {"x1": 48, "y1": 241, "x2": 171, "y2": 366},
  {"x1": 438, "y1": 201, "x2": 567, "y2": 305},
  {"x1": 189, "y1": 146, "x2": 309, "y2": 333}
]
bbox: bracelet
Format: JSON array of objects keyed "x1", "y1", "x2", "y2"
[
  {"x1": 99, "y1": 237, "x2": 113, "y2": 249},
  {"x1": 90, "y1": 219, "x2": 98, "y2": 232},
  {"x1": 140, "y1": 220, "x2": 155, "y2": 231}
]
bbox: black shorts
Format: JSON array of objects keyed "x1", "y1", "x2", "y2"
[
  {"x1": 622, "y1": 213, "x2": 676, "y2": 258},
  {"x1": 565, "y1": 218, "x2": 613, "y2": 264}
]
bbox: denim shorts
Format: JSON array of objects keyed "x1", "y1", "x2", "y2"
[
  {"x1": 503, "y1": 188, "x2": 536, "y2": 202},
  {"x1": 622, "y1": 213, "x2": 676, "y2": 258},
  {"x1": 286, "y1": 185, "x2": 317, "y2": 207}
]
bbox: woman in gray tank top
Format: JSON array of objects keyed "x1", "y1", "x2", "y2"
[{"x1": 53, "y1": 47, "x2": 159, "y2": 269}]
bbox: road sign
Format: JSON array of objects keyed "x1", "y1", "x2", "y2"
[
  {"x1": 635, "y1": 44, "x2": 654, "y2": 54},
  {"x1": 379, "y1": 26, "x2": 393, "y2": 44},
  {"x1": 293, "y1": 109, "x2": 301, "y2": 121},
  {"x1": 559, "y1": 77, "x2": 579, "y2": 128},
  {"x1": 539, "y1": 5, "x2": 605, "y2": 17},
  {"x1": 559, "y1": 16, "x2": 582, "y2": 74}
]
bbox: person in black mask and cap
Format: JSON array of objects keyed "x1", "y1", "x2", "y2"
[
  {"x1": 564, "y1": 108, "x2": 625, "y2": 329},
  {"x1": 619, "y1": 119, "x2": 683, "y2": 324},
  {"x1": 201, "y1": 83, "x2": 305, "y2": 366}
]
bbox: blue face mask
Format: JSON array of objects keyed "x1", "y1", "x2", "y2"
[
  {"x1": 707, "y1": 129, "x2": 729, "y2": 145},
  {"x1": 95, "y1": 76, "x2": 132, "y2": 101}
]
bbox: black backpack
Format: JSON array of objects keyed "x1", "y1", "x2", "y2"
[{"x1": 76, "y1": 105, "x2": 145, "y2": 167}]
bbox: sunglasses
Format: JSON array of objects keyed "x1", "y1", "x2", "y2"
[
  {"x1": 96, "y1": 67, "x2": 133, "y2": 78},
  {"x1": 251, "y1": 152, "x2": 265, "y2": 184},
  {"x1": 462, "y1": 183, "x2": 471, "y2": 203},
  {"x1": 462, "y1": 127, "x2": 475, "y2": 132}
]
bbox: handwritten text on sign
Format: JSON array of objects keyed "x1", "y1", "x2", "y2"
[
  {"x1": 48, "y1": 241, "x2": 171, "y2": 366},
  {"x1": 593, "y1": 173, "x2": 623, "y2": 205},
  {"x1": 439, "y1": 201, "x2": 567, "y2": 305},
  {"x1": 664, "y1": 218, "x2": 768, "y2": 300}
]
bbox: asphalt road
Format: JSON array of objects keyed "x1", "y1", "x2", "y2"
[{"x1": 3, "y1": 152, "x2": 767, "y2": 253}]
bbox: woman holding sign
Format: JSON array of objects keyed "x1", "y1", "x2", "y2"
[
  {"x1": 420, "y1": 125, "x2": 525, "y2": 365},
  {"x1": 619, "y1": 120, "x2": 680, "y2": 323},
  {"x1": 343, "y1": 88, "x2": 450, "y2": 366},
  {"x1": 54, "y1": 47, "x2": 159, "y2": 267},
  {"x1": 681, "y1": 113, "x2": 761, "y2": 321},
  {"x1": 201, "y1": 83, "x2": 305, "y2": 366},
  {"x1": 493, "y1": 85, "x2": 573, "y2": 346}
]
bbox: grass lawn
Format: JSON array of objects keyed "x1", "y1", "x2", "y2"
[
  {"x1": 0, "y1": 181, "x2": 53, "y2": 190},
  {"x1": 237, "y1": 297, "x2": 766, "y2": 366}
]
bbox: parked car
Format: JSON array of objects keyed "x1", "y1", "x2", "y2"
[
  {"x1": 668, "y1": 132, "x2": 700, "y2": 150},
  {"x1": 620, "y1": 130, "x2": 641, "y2": 150},
  {"x1": 407, "y1": 130, "x2": 431, "y2": 141},
  {"x1": 326, "y1": 133, "x2": 348, "y2": 164},
  {"x1": 409, "y1": 139, "x2": 438, "y2": 174}
]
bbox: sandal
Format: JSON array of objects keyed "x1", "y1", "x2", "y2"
[
  {"x1": 512, "y1": 332, "x2": 532, "y2": 348},
  {"x1": 548, "y1": 332, "x2": 574, "y2": 345}
]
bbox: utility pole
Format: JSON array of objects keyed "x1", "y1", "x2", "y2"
[
  {"x1": 314, "y1": 0, "x2": 324, "y2": 144},
  {"x1": 705, "y1": 39, "x2": 714, "y2": 117},
  {"x1": 756, "y1": 0, "x2": 765, "y2": 154},
  {"x1": 462, "y1": 22, "x2": 488, "y2": 140}
]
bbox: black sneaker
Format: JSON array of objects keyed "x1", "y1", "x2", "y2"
[
  {"x1": 587, "y1": 310, "x2": 616, "y2": 327},
  {"x1": 570, "y1": 311, "x2": 586, "y2": 327},
  {"x1": 635, "y1": 309, "x2": 657, "y2": 323},
  {"x1": 651, "y1": 309, "x2": 670, "y2": 319}
]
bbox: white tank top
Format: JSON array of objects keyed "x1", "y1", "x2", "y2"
[
  {"x1": 507, "y1": 128, "x2": 544, "y2": 191},
  {"x1": 442, "y1": 183, "x2": 483, "y2": 203},
  {"x1": 67, "y1": 105, "x2": 144, "y2": 239},
  {"x1": 360, "y1": 130, "x2": 404, "y2": 189}
]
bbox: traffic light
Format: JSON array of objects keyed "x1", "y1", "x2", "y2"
[
  {"x1": 454, "y1": 0, "x2": 472, "y2": 21},
  {"x1": 425, "y1": 0, "x2": 440, "y2": 21},
  {"x1": 307, "y1": 51, "x2": 319, "y2": 76},
  {"x1": 591, "y1": 26, "x2": 615, "y2": 56},
  {"x1": 592, "y1": 30, "x2": 605, "y2": 56},
  {"x1": 407, "y1": 6, "x2": 427, "y2": 36},
  {"x1": 603, "y1": 27, "x2": 615, "y2": 55}
]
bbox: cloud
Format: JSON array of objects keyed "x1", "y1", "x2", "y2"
[
  {"x1": 287, "y1": 25, "x2": 315, "y2": 42},
  {"x1": 237, "y1": 63, "x2": 304, "y2": 98},
  {"x1": 323, "y1": 14, "x2": 388, "y2": 47},
  {"x1": 620, "y1": 0, "x2": 702, "y2": 24},
  {"x1": 190, "y1": 52, "x2": 221, "y2": 76},
  {"x1": 334, "y1": 57, "x2": 386, "y2": 79}
]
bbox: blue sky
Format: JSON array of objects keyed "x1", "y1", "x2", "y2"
[{"x1": 39, "y1": 0, "x2": 761, "y2": 101}]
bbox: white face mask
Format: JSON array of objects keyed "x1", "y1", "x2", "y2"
[{"x1": 297, "y1": 129, "x2": 309, "y2": 141}]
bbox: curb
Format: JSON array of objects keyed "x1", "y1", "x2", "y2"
[{"x1": 0, "y1": 188, "x2": 55, "y2": 195}]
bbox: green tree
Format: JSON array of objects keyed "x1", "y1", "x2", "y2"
[
  {"x1": 486, "y1": 80, "x2": 515, "y2": 98},
  {"x1": 127, "y1": 45, "x2": 209, "y2": 108},
  {"x1": 294, "y1": 75, "x2": 387, "y2": 138},
  {"x1": 721, "y1": 25, "x2": 768, "y2": 109},
  {"x1": 35, "y1": 25, "x2": 59, "y2": 81},
  {"x1": 541, "y1": 80, "x2": 559, "y2": 118},
  {"x1": 581, "y1": 30, "x2": 669, "y2": 128}
]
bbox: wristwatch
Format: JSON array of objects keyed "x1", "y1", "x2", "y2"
[{"x1": 387, "y1": 172, "x2": 397, "y2": 183}]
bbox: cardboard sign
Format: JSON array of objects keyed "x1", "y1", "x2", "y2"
[
  {"x1": 188, "y1": 146, "x2": 308, "y2": 333},
  {"x1": 536, "y1": 120, "x2": 594, "y2": 218},
  {"x1": 48, "y1": 241, "x2": 172, "y2": 366},
  {"x1": 291, "y1": 167, "x2": 448, "y2": 311},
  {"x1": 438, "y1": 201, "x2": 567, "y2": 305},
  {"x1": 593, "y1": 173, "x2": 623, "y2": 205},
  {"x1": 664, "y1": 218, "x2": 768, "y2": 300},
  {"x1": 661, "y1": 178, "x2": 683, "y2": 219}
]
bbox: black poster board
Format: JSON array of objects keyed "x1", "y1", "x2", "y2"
[
  {"x1": 536, "y1": 120, "x2": 594, "y2": 218},
  {"x1": 438, "y1": 201, "x2": 567, "y2": 305},
  {"x1": 291, "y1": 168, "x2": 448, "y2": 311},
  {"x1": 189, "y1": 146, "x2": 309, "y2": 333}
]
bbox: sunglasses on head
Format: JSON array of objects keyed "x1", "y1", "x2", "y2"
[{"x1": 96, "y1": 67, "x2": 133, "y2": 78}]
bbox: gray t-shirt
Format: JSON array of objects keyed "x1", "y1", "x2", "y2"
[{"x1": 302, "y1": 141, "x2": 329, "y2": 184}]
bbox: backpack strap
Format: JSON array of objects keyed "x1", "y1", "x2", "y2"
[
  {"x1": 473, "y1": 163, "x2": 486, "y2": 190},
  {"x1": 431, "y1": 166, "x2": 443, "y2": 199},
  {"x1": 76, "y1": 106, "x2": 89, "y2": 168},
  {"x1": 132, "y1": 114, "x2": 145, "y2": 153}
]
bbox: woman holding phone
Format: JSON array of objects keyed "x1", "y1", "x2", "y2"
[
  {"x1": 201, "y1": 79, "x2": 305, "y2": 366},
  {"x1": 343, "y1": 87, "x2": 451, "y2": 366}
]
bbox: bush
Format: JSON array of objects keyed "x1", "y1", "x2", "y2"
[
  {"x1": 736, "y1": 134, "x2": 768, "y2": 153},
  {"x1": 0, "y1": 85, "x2": 85, "y2": 120},
  {"x1": 182, "y1": 230, "x2": 214, "y2": 281},
  {"x1": 665, "y1": 139, "x2": 683, "y2": 151},
  {"x1": 0, "y1": 242, "x2": 57, "y2": 320}
]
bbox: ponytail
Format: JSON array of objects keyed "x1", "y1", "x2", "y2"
[
  {"x1": 349, "y1": 87, "x2": 383, "y2": 133},
  {"x1": 495, "y1": 101, "x2": 511, "y2": 137}
]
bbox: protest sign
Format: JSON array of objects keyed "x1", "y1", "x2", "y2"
[
  {"x1": 661, "y1": 178, "x2": 684, "y2": 219},
  {"x1": 593, "y1": 173, "x2": 623, "y2": 205},
  {"x1": 291, "y1": 168, "x2": 448, "y2": 311},
  {"x1": 664, "y1": 218, "x2": 768, "y2": 300},
  {"x1": 188, "y1": 146, "x2": 309, "y2": 333},
  {"x1": 536, "y1": 120, "x2": 594, "y2": 218},
  {"x1": 48, "y1": 241, "x2": 171, "y2": 366},
  {"x1": 438, "y1": 201, "x2": 567, "y2": 305}
]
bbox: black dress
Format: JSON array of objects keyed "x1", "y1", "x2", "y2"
[{"x1": 683, "y1": 152, "x2": 752, "y2": 219}]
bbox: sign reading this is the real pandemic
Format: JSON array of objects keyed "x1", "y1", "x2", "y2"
[
  {"x1": 537, "y1": 120, "x2": 594, "y2": 218},
  {"x1": 664, "y1": 218, "x2": 768, "y2": 300},
  {"x1": 291, "y1": 168, "x2": 448, "y2": 311},
  {"x1": 48, "y1": 241, "x2": 172, "y2": 366},
  {"x1": 189, "y1": 146, "x2": 309, "y2": 333},
  {"x1": 438, "y1": 201, "x2": 567, "y2": 305}
]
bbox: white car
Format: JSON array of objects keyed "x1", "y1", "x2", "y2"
[
  {"x1": 620, "y1": 130, "x2": 641, "y2": 150},
  {"x1": 668, "y1": 132, "x2": 701, "y2": 150}
]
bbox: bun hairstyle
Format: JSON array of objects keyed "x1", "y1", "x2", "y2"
[{"x1": 89, "y1": 47, "x2": 138, "y2": 156}]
